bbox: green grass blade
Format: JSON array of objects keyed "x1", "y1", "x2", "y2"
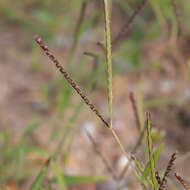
[
  {"x1": 64, "y1": 175, "x2": 107, "y2": 184},
  {"x1": 51, "y1": 160, "x2": 67, "y2": 190},
  {"x1": 30, "y1": 168, "x2": 46, "y2": 190},
  {"x1": 39, "y1": 186, "x2": 45, "y2": 190},
  {"x1": 52, "y1": 175, "x2": 107, "y2": 185},
  {"x1": 103, "y1": 0, "x2": 113, "y2": 129},
  {"x1": 30, "y1": 158, "x2": 51, "y2": 190},
  {"x1": 146, "y1": 112, "x2": 158, "y2": 190},
  {"x1": 140, "y1": 143, "x2": 164, "y2": 183},
  {"x1": 137, "y1": 79, "x2": 144, "y2": 131},
  {"x1": 56, "y1": 79, "x2": 71, "y2": 118},
  {"x1": 132, "y1": 155, "x2": 144, "y2": 172},
  {"x1": 62, "y1": 137, "x2": 73, "y2": 168},
  {"x1": 53, "y1": 127, "x2": 71, "y2": 160},
  {"x1": 144, "y1": 98, "x2": 176, "y2": 108},
  {"x1": 23, "y1": 145, "x2": 50, "y2": 156},
  {"x1": 20, "y1": 121, "x2": 44, "y2": 143},
  {"x1": 148, "y1": 0, "x2": 166, "y2": 30},
  {"x1": 68, "y1": 1, "x2": 88, "y2": 66}
]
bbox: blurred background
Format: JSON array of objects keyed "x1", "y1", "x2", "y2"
[{"x1": 0, "y1": 0, "x2": 190, "y2": 189}]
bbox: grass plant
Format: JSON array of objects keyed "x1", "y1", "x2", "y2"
[{"x1": 0, "y1": 0, "x2": 189, "y2": 189}]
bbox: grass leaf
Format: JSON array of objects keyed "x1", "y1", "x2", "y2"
[
  {"x1": 51, "y1": 160, "x2": 67, "y2": 190},
  {"x1": 146, "y1": 112, "x2": 158, "y2": 190},
  {"x1": 140, "y1": 143, "x2": 164, "y2": 183},
  {"x1": 52, "y1": 175, "x2": 107, "y2": 185},
  {"x1": 30, "y1": 158, "x2": 51, "y2": 190}
]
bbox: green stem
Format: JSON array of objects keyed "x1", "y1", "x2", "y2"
[
  {"x1": 149, "y1": 0, "x2": 166, "y2": 31},
  {"x1": 111, "y1": 129, "x2": 131, "y2": 164},
  {"x1": 104, "y1": 0, "x2": 113, "y2": 129},
  {"x1": 147, "y1": 113, "x2": 158, "y2": 190}
]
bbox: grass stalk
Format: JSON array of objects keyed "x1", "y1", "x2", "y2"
[
  {"x1": 148, "y1": 0, "x2": 166, "y2": 31},
  {"x1": 67, "y1": 1, "x2": 88, "y2": 65},
  {"x1": 51, "y1": 160, "x2": 67, "y2": 190},
  {"x1": 130, "y1": 92, "x2": 141, "y2": 131},
  {"x1": 137, "y1": 79, "x2": 144, "y2": 131},
  {"x1": 146, "y1": 112, "x2": 158, "y2": 190},
  {"x1": 34, "y1": 35, "x2": 134, "y2": 177},
  {"x1": 119, "y1": 128, "x2": 146, "y2": 180},
  {"x1": 131, "y1": 155, "x2": 154, "y2": 188},
  {"x1": 103, "y1": 0, "x2": 113, "y2": 129},
  {"x1": 29, "y1": 158, "x2": 51, "y2": 190},
  {"x1": 111, "y1": 129, "x2": 131, "y2": 165}
]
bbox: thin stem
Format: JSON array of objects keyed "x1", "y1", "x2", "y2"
[
  {"x1": 146, "y1": 112, "x2": 158, "y2": 190},
  {"x1": 109, "y1": 129, "x2": 140, "y2": 185},
  {"x1": 111, "y1": 129, "x2": 131, "y2": 165},
  {"x1": 68, "y1": 1, "x2": 88, "y2": 65},
  {"x1": 119, "y1": 127, "x2": 146, "y2": 180},
  {"x1": 29, "y1": 158, "x2": 51, "y2": 190},
  {"x1": 34, "y1": 35, "x2": 136, "y2": 176},
  {"x1": 103, "y1": 0, "x2": 113, "y2": 129},
  {"x1": 148, "y1": 0, "x2": 166, "y2": 31},
  {"x1": 130, "y1": 92, "x2": 141, "y2": 131}
]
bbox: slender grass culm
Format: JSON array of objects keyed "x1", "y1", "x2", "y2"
[
  {"x1": 34, "y1": 36, "x2": 132, "y2": 169},
  {"x1": 32, "y1": 0, "x2": 186, "y2": 189},
  {"x1": 130, "y1": 92, "x2": 141, "y2": 131},
  {"x1": 102, "y1": 0, "x2": 132, "y2": 168},
  {"x1": 1, "y1": 0, "x2": 189, "y2": 189},
  {"x1": 103, "y1": 0, "x2": 113, "y2": 130},
  {"x1": 30, "y1": 158, "x2": 51, "y2": 190},
  {"x1": 33, "y1": 1, "x2": 135, "y2": 188},
  {"x1": 34, "y1": 0, "x2": 133, "y2": 166},
  {"x1": 146, "y1": 112, "x2": 158, "y2": 190}
]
